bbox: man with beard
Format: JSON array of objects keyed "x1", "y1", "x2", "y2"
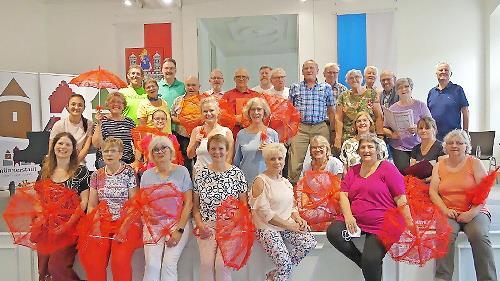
[{"x1": 252, "y1": 65, "x2": 273, "y2": 93}]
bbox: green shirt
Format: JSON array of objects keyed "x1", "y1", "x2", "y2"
[
  {"x1": 119, "y1": 85, "x2": 147, "y2": 124},
  {"x1": 158, "y1": 78, "x2": 185, "y2": 132}
]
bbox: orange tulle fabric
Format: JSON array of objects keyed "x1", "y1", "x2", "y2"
[
  {"x1": 215, "y1": 196, "x2": 255, "y2": 270},
  {"x1": 178, "y1": 93, "x2": 207, "y2": 135},
  {"x1": 404, "y1": 175, "x2": 432, "y2": 207},
  {"x1": 77, "y1": 201, "x2": 115, "y2": 253},
  {"x1": 115, "y1": 183, "x2": 184, "y2": 245},
  {"x1": 3, "y1": 180, "x2": 81, "y2": 254},
  {"x1": 378, "y1": 204, "x2": 452, "y2": 267},
  {"x1": 467, "y1": 168, "x2": 499, "y2": 205},
  {"x1": 131, "y1": 125, "x2": 184, "y2": 169},
  {"x1": 217, "y1": 98, "x2": 238, "y2": 130},
  {"x1": 260, "y1": 93, "x2": 301, "y2": 143},
  {"x1": 294, "y1": 170, "x2": 341, "y2": 231}
]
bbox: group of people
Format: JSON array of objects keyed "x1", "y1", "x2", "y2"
[{"x1": 36, "y1": 57, "x2": 496, "y2": 281}]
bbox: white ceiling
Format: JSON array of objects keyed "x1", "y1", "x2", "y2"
[{"x1": 199, "y1": 14, "x2": 298, "y2": 57}]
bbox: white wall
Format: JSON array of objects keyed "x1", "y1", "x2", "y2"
[
  {"x1": 0, "y1": 0, "x2": 48, "y2": 73},
  {"x1": 489, "y1": 2, "x2": 500, "y2": 160}
]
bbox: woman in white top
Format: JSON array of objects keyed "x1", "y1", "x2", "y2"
[
  {"x1": 249, "y1": 143, "x2": 317, "y2": 281},
  {"x1": 187, "y1": 96, "x2": 233, "y2": 173},
  {"x1": 49, "y1": 94, "x2": 93, "y2": 163},
  {"x1": 301, "y1": 135, "x2": 343, "y2": 178}
]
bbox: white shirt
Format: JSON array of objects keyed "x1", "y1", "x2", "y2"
[
  {"x1": 252, "y1": 84, "x2": 274, "y2": 94},
  {"x1": 268, "y1": 87, "x2": 290, "y2": 99}
]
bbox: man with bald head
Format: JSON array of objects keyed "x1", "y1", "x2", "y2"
[
  {"x1": 379, "y1": 70, "x2": 399, "y2": 109},
  {"x1": 427, "y1": 62, "x2": 469, "y2": 140},
  {"x1": 288, "y1": 59, "x2": 336, "y2": 184},
  {"x1": 204, "y1": 69, "x2": 225, "y2": 99},
  {"x1": 171, "y1": 75, "x2": 203, "y2": 175},
  {"x1": 221, "y1": 68, "x2": 259, "y2": 134},
  {"x1": 323, "y1": 62, "x2": 347, "y2": 101}
]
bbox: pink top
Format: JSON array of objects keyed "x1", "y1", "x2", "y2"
[
  {"x1": 438, "y1": 155, "x2": 486, "y2": 213},
  {"x1": 338, "y1": 161, "x2": 405, "y2": 234},
  {"x1": 249, "y1": 174, "x2": 297, "y2": 231}
]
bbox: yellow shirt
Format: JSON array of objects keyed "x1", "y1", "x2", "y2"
[{"x1": 136, "y1": 99, "x2": 172, "y2": 133}]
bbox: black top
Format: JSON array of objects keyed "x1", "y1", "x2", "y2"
[
  {"x1": 410, "y1": 141, "x2": 445, "y2": 162},
  {"x1": 51, "y1": 165, "x2": 91, "y2": 195}
]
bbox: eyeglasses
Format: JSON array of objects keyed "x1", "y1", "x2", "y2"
[
  {"x1": 210, "y1": 77, "x2": 223, "y2": 80},
  {"x1": 153, "y1": 117, "x2": 166, "y2": 121},
  {"x1": 103, "y1": 149, "x2": 120, "y2": 154},
  {"x1": 311, "y1": 146, "x2": 326, "y2": 151},
  {"x1": 234, "y1": 75, "x2": 248, "y2": 80},
  {"x1": 445, "y1": 141, "x2": 465, "y2": 146},
  {"x1": 152, "y1": 145, "x2": 169, "y2": 154},
  {"x1": 271, "y1": 76, "x2": 286, "y2": 79}
]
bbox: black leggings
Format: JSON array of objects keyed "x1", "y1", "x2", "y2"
[{"x1": 327, "y1": 221, "x2": 387, "y2": 281}]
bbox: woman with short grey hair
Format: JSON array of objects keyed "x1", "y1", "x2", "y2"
[
  {"x1": 429, "y1": 129, "x2": 497, "y2": 281},
  {"x1": 383, "y1": 77, "x2": 431, "y2": 172},
  {"x1": 249, "y1": 143, "x2": 317, "y2": 281},
  {"x1": 141, "y1": 136, "x2": 193, "y2": 281}
]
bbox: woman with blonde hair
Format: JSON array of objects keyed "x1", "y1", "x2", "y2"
[
  {"x1": 233, "y1": 97, "x2": 279, "y2": 184},
  {"x1": 340, "y1": 111, "x2": 388, "y2": 169},
  {"x1": 301, "y1": 135, "x2": 343, "y2": 178},
  {"x1": 187, "y1": 96, "x2": 234, "y2": 174},
  {"x1": 250, "y1": 143, "x2": 317, "y2": 281}
]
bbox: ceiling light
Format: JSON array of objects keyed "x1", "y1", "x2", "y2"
[
  {"x1": 123, "y1": 0, "x2": 133, "y2": 6},
  {"x1": 300, "y1": 0, "x2": 308, "y2": 2},
  {"x1": 162, "y1": 0, "x2": 174, "y2": 4}
]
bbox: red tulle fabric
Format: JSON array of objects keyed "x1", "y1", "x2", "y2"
[
  {"x1": 3, "y1": 180, "x2": 81, "y2": 254},
  {"x1": 467, "y1": 168, "x2": 499, "y2": 205},
  {"x1": 115, "y1": 183, "x2": 184, "y2": 245},
  {"x1": 294, "y1": 170, "x2": 341, "y2": 231},
  {"x1": 404, "y1": 175, "x2": 432, "y2": 207},
  {"x1": 218, "y1": 98, "x2": 238, "y2": 130},
  {"x1": 178, "y1": 94, "x2": 207, "y2": 135},
  {"x1": 378, "y1": 202, "x2": 452, "y2": 266},
  {"x1": 260, "y1": 93, "x2": 301, "y2": 143},
  {"x1": 215, "y1": 196, "x2": 255, "y2": 270},
  {"x1": 131, "y1": 125, "x2": 184, "y2": 169}
]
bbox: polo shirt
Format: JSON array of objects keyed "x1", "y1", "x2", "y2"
[
  {"x1": 158, "y1": 78, "x2": 185, "y2": 109},
  {"x1": 221, "y1": 87, "x2": 260, "y2": 115},
  {"x1": 427, "y1": 82, "x2": 469, "y2": 140}
]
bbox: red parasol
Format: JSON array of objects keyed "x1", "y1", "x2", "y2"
[
  {"x1": 260, "y1": 93, "x2": 300, "y2": 143},
  {"x1": 131, "y1": 126, "x2": 184, "y2": 169},
  {"x1": 114, "y1": 183, "x2": 184, "y2": 245},
  {"x1": 294, "y1": 170, "x2": 341, "y2": 231},
  {"x1": 69, "y1": 67, "x2": 127, "y2": 90},
  {"x1": 467, "y1": 168, "x2": 499, "y2": 205},
  {"x1": 178, "y1": 93, "x2": 207, "y2": 135},
  {"x1": 378, "y1": 204, "x2": 452, "y2": 267},
  {"x1": 3, "y1": 180, "x2": 81, "y2": 254},
  {"x1": 215, "y1": 196, "x2": 255, "y2": 270}
]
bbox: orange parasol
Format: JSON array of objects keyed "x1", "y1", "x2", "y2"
[{"x1": 69, "y1": 67, "x2": 127, "y2": 90}]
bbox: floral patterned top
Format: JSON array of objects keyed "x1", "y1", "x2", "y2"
[
  {"x1": 340, "y1": 137, "x2": 389, "y2": 168},
  {"x1": 337, "y1": 89, "x2": 378, "y2": 141},
  {"x1": 193, "y1": 165, "x2": 247, "y2": 222}
]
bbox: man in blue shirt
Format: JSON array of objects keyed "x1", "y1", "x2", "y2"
[
  {"x1": 288, "y1": 59, "x2": 336, "y2": 184},
  {"x1": 427, "y1": 62, "x2": 469, "y2": 140}
]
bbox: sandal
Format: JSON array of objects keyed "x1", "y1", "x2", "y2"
[{"x1": 265, "y1": 269, "x2": 277, "y2": 281}]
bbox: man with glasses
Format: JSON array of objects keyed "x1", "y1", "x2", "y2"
[
  {"x1": 159, "y1": 58, "x2": 185, "y2": 110},
  {"x1": 288, "y1": 59, "x2": 336, "y2": 184},
  {"x1": 269, "y1": 67, "x2": 289, "y2": 99},
  {"x1": 221, "y1": 68, "x2": 259, "y2": 134},
  {"x1": 379, "y1": 70, "x2": 398, "y2": 109},
  {"x1": 427, "y1": 62, "x2": 469, "y2": 140},
  {"x1": 323, "y1": 62, "x2": 347, "y2": 101},
  {"x1": 204, "y1": 69, "x2": 225, "y2": 99}
]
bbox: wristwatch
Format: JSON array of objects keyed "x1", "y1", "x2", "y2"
[{"x1": 176, "y1": 228, "x2": 184, "y2": 234}]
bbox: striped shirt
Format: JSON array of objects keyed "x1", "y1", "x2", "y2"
[
  {"x1": 289, "y1": 80, "x2": 335, "y2": 124},
  {"x1": 96, "y1": 117, "x2": 136, "y2": 164}
]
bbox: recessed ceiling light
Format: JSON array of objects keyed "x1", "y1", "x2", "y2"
[
  {"x1": 162, "y1": 0, "x2": 174, "y2": 4},
  {"x1": 123, "y1": 0, "x2": 133, "y2": 6},
  {"x1": 300, "y1": 0, "x2": 308, "y2": 2}
]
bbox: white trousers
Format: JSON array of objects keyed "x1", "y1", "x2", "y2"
[
  {"x1": 196, "y1": 225, "x2": 231, "y2": 281},
  {"x1": 143, "y1": 222, "x2": 191, "y2": 281}
]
